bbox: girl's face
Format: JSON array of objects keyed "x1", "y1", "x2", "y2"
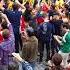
[{"x1": 31, "y1": 9, "x2": 37, "y2": 17}]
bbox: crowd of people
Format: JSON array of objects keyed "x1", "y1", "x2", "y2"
[{"x1": 0, "y1": 0, "x2": 70, "y2": 70}]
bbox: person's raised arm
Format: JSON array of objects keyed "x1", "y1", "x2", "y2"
[
  {"x1": 15, "y1": 0, "x2": 26, "y2": 9},
  {"x1": 1, "y1": 13, "x2": 14, "y2": 36},
  {"x1": 0, "y1": 6, "x2": 5, "y2": 12},
  {"x1": 1, "y1": 13, "x2": 10, "y2": 24}
]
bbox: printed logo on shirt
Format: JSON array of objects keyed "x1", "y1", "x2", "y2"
[
  {"x1": 26, "y1": 66, "x2": 33, "y2": 70},
  {"x1": 42, "y1": 22, "x2": 47, "y2": 34}
]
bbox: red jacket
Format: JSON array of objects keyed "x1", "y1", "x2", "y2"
[{"x1": 20, "y1": 16, "x2": 26, "y2": 33}]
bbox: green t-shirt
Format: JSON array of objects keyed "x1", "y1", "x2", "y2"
[{"x1": 60, "y1": 31, "x2": 70, "y2": 53}]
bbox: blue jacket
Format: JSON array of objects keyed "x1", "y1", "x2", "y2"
[
  {"x1": 37, "y1": 22, "x2": 55, "y2": 43},
  {"x1": 4, "y1": 9, "x2": 22, "y2": 33}
]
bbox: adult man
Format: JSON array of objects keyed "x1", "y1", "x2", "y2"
[
  {"x1": 37, "y1": 20, "x2": 55, "y2": 62},
  {"x1": 54, "y1": 23, "x2": 70, "y2": 67}
]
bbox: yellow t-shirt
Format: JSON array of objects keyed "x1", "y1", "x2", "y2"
[
  {"x1": 55, "y1": 0, "x2": 64, "y2": 9},
  {"x1": 55, "y1": 0, "x2": 59, "y2": 10},
  {"x1": 59, "y1": 0, "x2": 64, "y2": 7},
  {"x1": 8, "y1": 1, "x2": 13, "y2": 10}
]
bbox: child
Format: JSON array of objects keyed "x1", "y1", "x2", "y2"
[{"x1": 0, "y1": 29, "x2": 15, "y2": 65}]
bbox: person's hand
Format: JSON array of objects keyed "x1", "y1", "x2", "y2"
[
  {"x1": 54, "y1": 35, "x2": 62, "y2": 45},
  {"x1": 15, "y1": 0, "x2": 20, "y2": 4},
  {"x1": 12, "y1": 53, "x2": 23, "y2": 62},
  {"x1": 1, "y1": 13, "x2": 11, "y2": 24},
  {"x1": 53, "y1": 35, "x2": 58, "y2": 39},
  {"x1": 22, "y1": 35, "x2": 29, "y2": 42},
  {"x1": 21, "y1": 30, "x2": 29, "y2": 42},
  {"x1": 54, "y1": 35, "x2": 59, "y2": 41}
]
